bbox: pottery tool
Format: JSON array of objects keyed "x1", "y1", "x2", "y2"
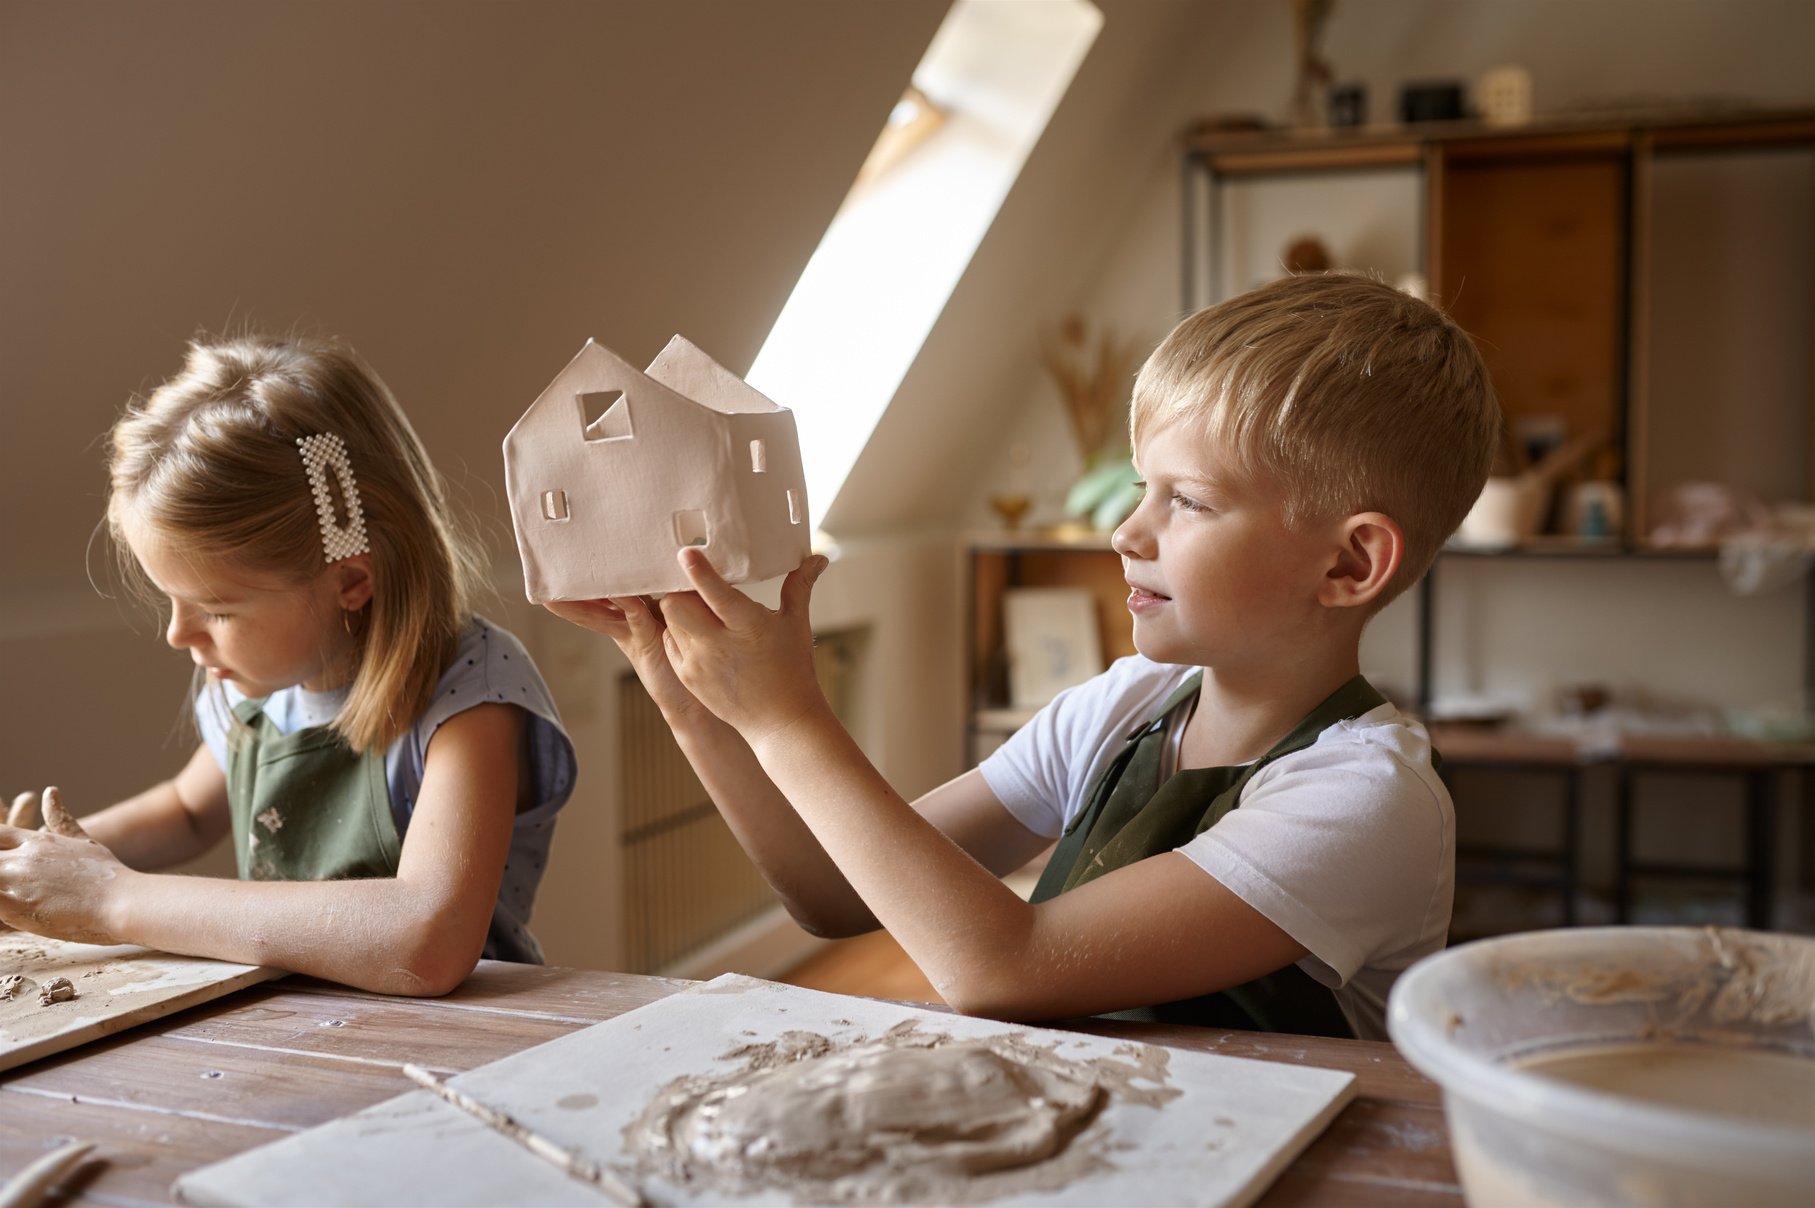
[
  {"x1": 0, "y1": 1139, "x2": 96, "y2": 1208},
  {"x1": 401, "y1": 1065, "x2": 646, "y2": 1208}
]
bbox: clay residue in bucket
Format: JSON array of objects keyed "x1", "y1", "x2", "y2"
[
  {"x1": 1702, "y1": 928, "x2": 1815, "y2": 1029},
  {"x1": 1494, "y1": 927, "x2": 1815, "y2": 1038},
  {"x1": 623, "y1": 1023, "x2": 1179, "y2": 1205}
]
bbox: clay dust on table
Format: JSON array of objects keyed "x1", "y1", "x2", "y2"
[
  {"x1": 623, "y1": 1018, "x2": 1182, "y2": 1206},
  {"x1": 0, "y1": 932, "x2": 178, "y2": 1042}
]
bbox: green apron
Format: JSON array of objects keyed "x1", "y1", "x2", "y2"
[
  {"x1": 226, "y1": 698, "x2": 403, "y2": 882},
  {"x1": 1031, "y1": 673, "x2": 1388, "y2": 1038}
]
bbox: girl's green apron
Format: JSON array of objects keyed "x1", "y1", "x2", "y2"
[
  {"x1": 226, "y1": 699, "x2": 402, "y2": 881},
  {"x1": 1031, "y1": 673, "x2": 1388, "y2": 1038}
]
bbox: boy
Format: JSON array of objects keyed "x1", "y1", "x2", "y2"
[{"x1": 549, "y1": 273, "x2": 1499, "y2": 1039}]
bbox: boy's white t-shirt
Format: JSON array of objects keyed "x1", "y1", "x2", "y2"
[{"x1": 978, "y1": 654, "x2": 1454, "y2": 1040}]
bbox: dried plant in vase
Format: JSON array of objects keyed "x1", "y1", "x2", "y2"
[
  {"x1": 1290, "y1": 0, "x2": 1336, "y2": 130},
  {"x1": 1042, "y1": 315, "x2": 1142, "y2": 532}
]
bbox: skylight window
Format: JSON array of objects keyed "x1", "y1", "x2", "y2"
[{"x1": 746, "y1": 0, "x2": 1101, "y2": 535}]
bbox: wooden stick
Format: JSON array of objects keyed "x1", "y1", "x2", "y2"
[
  {"x1": 0, "y1": 1140, "x2": 96, "y2": 1208},
  {"x1": 401, "y1": 1064, "x2": 647, "y2": 1207}
]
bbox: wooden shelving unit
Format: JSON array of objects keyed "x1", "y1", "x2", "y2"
[
  {"x1": 1183, "y1": 105, "x2": 1815, "y2": 710},
  {"x1": 1177, "y1": 107, "x2": 1815, "y2": 932},
  {"x1": 962, "y1": 531, "x2": 1131, "y2": 766}
]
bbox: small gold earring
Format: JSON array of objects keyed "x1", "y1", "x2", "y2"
[{"x1": 343, "y1": 609, "x2": 355, "y2": 637}]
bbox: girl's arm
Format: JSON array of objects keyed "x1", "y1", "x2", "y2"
[
  {"x1": 547, "y1": 588, "x2": 1055, "y2": 938},
  {"x1": 659, "y1": 549, "x2": 1308, "y2": 1021},
  {"x1": 75, "y1": 744, "x2": 234, "y2": 870},
  {"x1": 0, "y1": 703, "x2": 521, "y2": 997}
]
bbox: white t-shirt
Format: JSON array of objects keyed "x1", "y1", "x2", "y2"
[{"x1": 979, "y1": 654, "x2": 1454, "y2": 1040}]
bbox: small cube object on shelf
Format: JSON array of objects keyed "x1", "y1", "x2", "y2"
[{"x1": 504, "y1": 337, "x2": 811, "y2": 602}]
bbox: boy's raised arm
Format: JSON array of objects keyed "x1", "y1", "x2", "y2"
[
  {"x1": 545, "y1": 586, "x2": 882, "y2": 938},
  {"x1": 660, "y1": 550, "x2": 1307, "y2": 1020}
]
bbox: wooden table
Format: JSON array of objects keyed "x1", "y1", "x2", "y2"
[
  {"x1": 0, "y1": 962, "x2": 1461, "y2": 1207},
  {"x1": 1431, "y1": 724, "x2": 1815, "y2": 931}
]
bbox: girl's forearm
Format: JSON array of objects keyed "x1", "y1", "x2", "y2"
[{"x1": 105, "y1": 870, "x2": 478, "y2": 996}]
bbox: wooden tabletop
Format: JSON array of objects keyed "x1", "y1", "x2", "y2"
[
  {"x1": 1429, "y1": 722, "x2": 1815, "y2": 768},
  {"x1": 0, "y1": 961, "x2": 1460, "y2": 1207}
]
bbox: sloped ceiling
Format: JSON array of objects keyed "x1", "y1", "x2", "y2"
[
  {"x1": 823, "y1": 0, "x2": 1250, "y2": 535},
  {"x1": 0, "y1": 0, "x2": 946, "y2": 588}
]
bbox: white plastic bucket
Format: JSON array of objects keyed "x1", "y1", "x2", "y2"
[{"x1": 1387, "y1": 927, "x2": 1815, "y2": 1207}]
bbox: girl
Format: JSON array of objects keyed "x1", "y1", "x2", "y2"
[{"x1": 0, "y1": 335, "x2": 576, "y2": 995}]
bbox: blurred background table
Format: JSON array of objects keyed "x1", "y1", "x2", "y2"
[{"x1": 1432, "y1": 724, "x2": 1815, "y2": 934}]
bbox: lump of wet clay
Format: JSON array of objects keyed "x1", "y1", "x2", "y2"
[
  {"x1": 629, "y1": 1035, "x2": 1111, "y2": 1204},
  {"x1": 0, "y1": 974, "x2": 23, "y2": 1001},
  {"x1": 37, "y1": 976, "x2": 76, "y2": 1006}
]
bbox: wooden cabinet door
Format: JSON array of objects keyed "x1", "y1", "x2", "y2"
[{"x1": 1429, "y1": 139, "x2": 1629, "y2": 493}]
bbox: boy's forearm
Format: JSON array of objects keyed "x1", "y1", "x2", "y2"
[
  {"x1": 666, "y1": 709, "x2": 880, "y2": 937},
  {"x1": 744, "y1": 705, "x2": 1037, "y2": 1001}
]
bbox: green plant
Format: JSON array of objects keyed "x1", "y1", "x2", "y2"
[{"x1": 1063, "y1": 448, "x2": 1140, "y2": 531}]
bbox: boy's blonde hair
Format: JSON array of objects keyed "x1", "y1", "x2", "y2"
[
  {"x1": 107, "y1": 334, "x2": 486, "y2": 753},
  {"x1": 1131, "y1": 273, "x2": 1499, "y2": 607}
]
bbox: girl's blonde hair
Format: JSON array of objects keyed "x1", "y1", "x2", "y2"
[
  {"x1": 1131, "y1": 273, "x2": 1500, "y2": 607},
  {"x1": 107, "y1": 334, "x2": 486, "y2": 753}
]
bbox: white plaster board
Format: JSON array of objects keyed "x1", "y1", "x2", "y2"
[
  {"x1": 0, "y1": 932, "x2": 281, "y2": 1073},
  {"x1": 505, "y1": 339, "x2": 811, "y2": 602},
  {"x1": 176, "y1": 973, "x2": 1356, "y2": 1207}
]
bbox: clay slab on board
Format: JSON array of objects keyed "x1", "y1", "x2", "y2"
[
  {"x1": 0, "y1": 931, "x2": 282, "y2": 1072},
  {"x1": 176, "y1": 973, "x2": 1357, "y2": 1208}
]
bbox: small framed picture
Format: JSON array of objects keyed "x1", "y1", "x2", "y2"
[{"x1": 1003, "y1": 587, "x2": 1104, "y2": 708}]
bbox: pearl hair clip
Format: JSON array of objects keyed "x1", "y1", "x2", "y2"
[{"x1": 296, "y1": 433, "x2": 370, "y2": 562}]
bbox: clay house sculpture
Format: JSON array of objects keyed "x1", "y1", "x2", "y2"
[{"x1": 504, "y1": 336, "x2": 811, "y2": 602}]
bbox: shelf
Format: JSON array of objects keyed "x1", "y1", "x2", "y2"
[
  {"x1": 1180, "y1": 106, "x2": 1815, "y2": 174},
  {"x1": 963, "y1": 542, "x2": 1132, "y2": 765},
  {"x1": 964, "y1": 527, "x2": 1115, "y2": 552},
  {"x1": 1438, "y1": 540, "x2": 1720, "y2": 561}
]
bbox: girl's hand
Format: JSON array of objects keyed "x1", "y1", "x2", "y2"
[
  {"x1": 0, "y1": 789, "x2": 127, "y2": 944},
  {"x1": 543, "y1": 595, "x2": 705, "y2": 724},
  {"x1": 661, "y1": 550, "x2": 830, "y2": 742}
]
